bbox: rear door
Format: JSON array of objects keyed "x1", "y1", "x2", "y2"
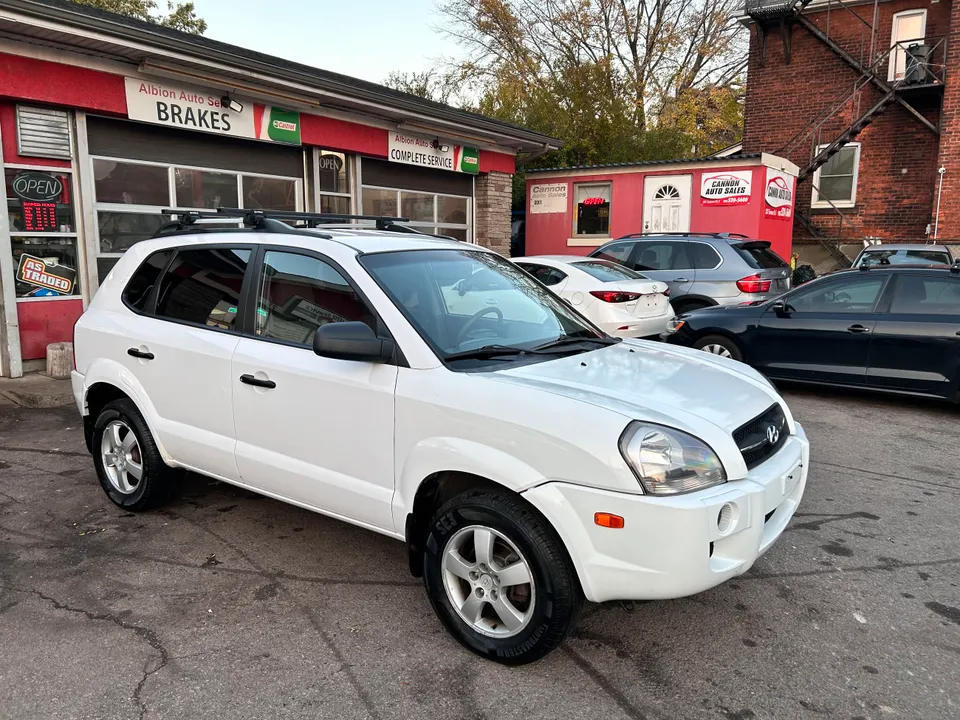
[
  {"x1": 122, "y1": 245, "x2": 253, "y2": 480},
  {"x1": 866, "y1": 272, "x2": 960, "y2": 398},
  {"x1": 753, "y1": 273, "x2": 889, "y2": 385},
  {"x1": 630, "y1": 240, "x2": 695, "y2": 299}
]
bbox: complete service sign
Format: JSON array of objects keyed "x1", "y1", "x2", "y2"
[
  {"x1": 124, "y1": 78, "x2": 301, "y2": 145},
  {"x1": 389, "y1": 132, "x2": 479, "y2": 174}
]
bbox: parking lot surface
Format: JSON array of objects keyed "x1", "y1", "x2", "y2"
[{"x1": 0, "y1": 389, "x2": 958, "y2": 720}]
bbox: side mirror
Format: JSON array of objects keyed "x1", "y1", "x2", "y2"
[
  {"x1": 771, "y1": 300, "x2": 789, "y2": 315},
  {"x1": 313, "y1": 322, "x2": 394, "y2": 363}
]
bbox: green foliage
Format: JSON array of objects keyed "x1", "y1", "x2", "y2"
[{"x1": 73, "y1": 0, "x2": 207, "y2": 33}]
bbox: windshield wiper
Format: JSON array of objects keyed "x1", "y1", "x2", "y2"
[
  {"x1": 444, "y1": 345, "x2": 543, "y2": 362},
  {"x1": 532, "y1": 335, "x2": 621, "y2": 353}
]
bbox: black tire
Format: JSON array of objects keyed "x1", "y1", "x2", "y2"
[
  {"x1": 91, "y1": 398, "x2": 179, "y2": 511},
  {"x1": 693, "y1": 333, "x2": 744, "y2": 362},
  {"x1": 423, "y1": 489, "x2": 582, "y2": 665}
]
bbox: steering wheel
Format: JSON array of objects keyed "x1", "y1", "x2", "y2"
[{"x1": 455, "y1": 306, "x2": 503, "y2": 345}]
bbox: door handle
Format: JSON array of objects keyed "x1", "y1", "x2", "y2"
[
  {"x1": 127, "y1": 348, "x2": 154, "y2": 360},
  {"x1": 239, "y1": 374, "x2": 276, "y2": 389},
  {"x1": 673, "y1": 277, "x2": 691, "y2": 283},
  {"x1": 847, "y1": 324, "x2": 871, "y2": 334}
]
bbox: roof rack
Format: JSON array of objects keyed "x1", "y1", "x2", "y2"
[
  {"x1": 152, "y1": 207, "x2": 413, "y2": 239},
  {"x1": 614, "y1": 231, "x2": 751, "y2": 240}
]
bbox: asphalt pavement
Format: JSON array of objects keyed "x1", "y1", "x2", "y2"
[{"x1": 0, "y1": 388, "x2": 957, "y2": 719}]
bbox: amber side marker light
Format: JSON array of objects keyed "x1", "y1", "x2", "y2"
[{"x1": 594, "y1": 512, "x2": 625, "y2": 529}]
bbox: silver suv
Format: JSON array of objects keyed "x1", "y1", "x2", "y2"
[{"x1": 589, "y1": 233, "x2": 791, "y2": 314}]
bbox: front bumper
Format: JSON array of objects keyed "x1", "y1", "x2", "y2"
[{"x1": 522, "y1": 423, "x2": 809, "y2": 603}]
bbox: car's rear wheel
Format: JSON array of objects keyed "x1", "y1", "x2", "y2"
[
  {"x1": 694, "y1": 334, "x2": 744, "y2": 362},
  {"x1": 423, "y1": 489, "x2": 582, "y2": 665},
  {"x1": 92, "y1": 399, "x2": 179, "y2": 511}
]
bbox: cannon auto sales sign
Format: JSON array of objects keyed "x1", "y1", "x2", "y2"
[
  {"x1": 700, "y1": 170, "x2": 752, "y2": 206},
  {"x1": 764, "y1": 168, "x2": 795, "y2": 220},
  {"x1": 124, "y1": 78, "x2": 301, "y2": 144}
]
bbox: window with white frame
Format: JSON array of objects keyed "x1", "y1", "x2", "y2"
[
  {"x1": 361, "y1": 185, "x2": 471, "y2": 241},
  {"x1": 91, "y1": 157, "x2": 302, "y2": 255},
  {"x1": 811, "y1": 143, "x2": 860, "y2": 209},
  {"x1": 315, "y1": 149, "x2": 352, "y2": 214},
  {"x1": 5, "y1": 165, "x2": 81, "y2": 300}
]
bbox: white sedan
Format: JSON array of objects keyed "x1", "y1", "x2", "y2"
[{"x1": 513, "y1": 255, "x2": 675, "y2": 338}]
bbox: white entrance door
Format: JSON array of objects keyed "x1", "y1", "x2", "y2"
[
  {"x1": 643, "y1": 175, "x2": 692, "y2": 233},
  {"x1": 889, "y1": 9, "x2": 927, "y2": 81}
]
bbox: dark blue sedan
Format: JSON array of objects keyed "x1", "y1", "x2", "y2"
[{"x1": 662, "y1": 265, "x2": 960, "y2": 403}]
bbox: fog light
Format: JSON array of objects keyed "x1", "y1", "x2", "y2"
[{"x1": 717, "y1": 503, "x2": 737, "y2": 535}]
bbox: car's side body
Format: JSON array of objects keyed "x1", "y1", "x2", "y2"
[
  {"x1": 663, "y1": 267, "x2": 960, "y2": 402},
  {"x1": 589, "y1": 234, "x2": 791, "y2": 312}
]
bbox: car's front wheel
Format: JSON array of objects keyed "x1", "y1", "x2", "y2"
[
  {"x1": 423, "y1": 489, "x2": 582, "y2": 665},
  {"x1": 694, "y1": 334, "x2": 744, "y2": 362}
]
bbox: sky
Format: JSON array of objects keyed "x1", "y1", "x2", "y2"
[{"x1": 190, "y1": 0, "x2": 465, "y2": 86}]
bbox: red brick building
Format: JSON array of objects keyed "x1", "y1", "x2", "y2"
[{"x1": 742, "y1": 0, "x2": 960, "y2": 254}]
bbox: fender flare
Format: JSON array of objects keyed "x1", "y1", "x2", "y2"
[{"x1": 80, "y1": 358, "x2": 174, "y2": 464}]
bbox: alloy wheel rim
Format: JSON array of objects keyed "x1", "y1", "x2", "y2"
[
  {"x1": 702, "y1": 344, "x2": 732, "y2": 358},
  {"x1": 100, "y1": 420, "x2": 144, "y2": 495},
  {"x1": 441, "y1": 525, "x2": 536, "y2": 638}
]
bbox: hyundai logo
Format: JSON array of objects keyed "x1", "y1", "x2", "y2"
[{"x1": 766, "y1": 424, "x2": 780, "y2": 445}]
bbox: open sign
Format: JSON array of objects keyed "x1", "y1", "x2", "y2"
[{"x1": 12, "y1": 172, "x2": 63, "y2": 202}]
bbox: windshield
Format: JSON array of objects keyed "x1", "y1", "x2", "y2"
[
  {"x1": 360, "y1": 249, "x2": 605, "y2": 362},
  {"x1": 734, "y1": 244, "x2": 788, "y2": 269},
  {"x1": 855, "y1": 249, "x2": 952, "y2": 267},
  {"x1": 572, "y1": 260, "x2": 647, "y2": 282}
]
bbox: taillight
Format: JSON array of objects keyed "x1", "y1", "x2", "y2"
[
  {"x1": 662, "y1": 287, "x2": 670, "y2": 297},
  {"x1": 736, "y1": 274, "x2": 771, "y2": 293},
  {"x1": 590, "y1": 290, "x2": 642, "y2": 303}
]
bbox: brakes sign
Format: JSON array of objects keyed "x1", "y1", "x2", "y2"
[{"x1": 16, "y1": 254, "x2": 75, "y2": 294}]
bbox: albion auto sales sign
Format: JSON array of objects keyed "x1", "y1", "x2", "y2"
[
  {"x1": 700, "y1": 170, "x2": 752, "y2": 206},
  {"x1": 764, "y1": 168, "x2": 795, "y2": 220}
]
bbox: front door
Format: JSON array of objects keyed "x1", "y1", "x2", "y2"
[
  {"x1": 643, "y1": 175, "x2": 692, "y2": 233},
  {"x1": 889, "y1": 9, "x2": 927, "y2": 81},
  {"x1": 231, "y1": 248, "x2": 398, "y2": 531},
  {"x1": 867, "y1": 272, "x2": 960, "y2": 397},
  {"x1": 753, "y1": 273, "x2": 890, "y2": 385}
]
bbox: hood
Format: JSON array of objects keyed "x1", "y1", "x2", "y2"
[{"x1": 487, "y1": 340, "x2": 787, "y2": 439}]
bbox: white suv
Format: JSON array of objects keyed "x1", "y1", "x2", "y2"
[{"x1": 72, "y1": 211, "x2": 809, "y2": 665}]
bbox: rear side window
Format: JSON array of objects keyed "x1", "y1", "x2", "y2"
[
  {"x1": 591, "y1": 242, "x2": 634, "y2": 265},
  {"x1": 517, "y1": 263, "x2": 567, "y2": 287},
  {"x1": 122, "y1": 249, "x2": 172, "y2": 312},
  {"x1": 690, "y1": 243, "x2": 722, "y2": 270},
  {"x1": 890, "y1": 275, "x2": 960, "y2": 315},
  {"x1": 572, "y1": 260, "x2": 645, "y2": 282},
  {"x1": 735, "y1": 244, "x2": 788, "y2": 269},
  {"x1": 255, "y1": 251, "x2": 376, "y2": 346},
  {"x1": 155, "y1": 248, "x2": 250, "y2": 331}
]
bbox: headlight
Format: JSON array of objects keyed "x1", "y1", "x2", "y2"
[
  {"x1": 619, "y1": 422, "x2": 726, "y2": 496},
  {"x1": 663, "y1": 319, "x2": 685, "y2": 334}
]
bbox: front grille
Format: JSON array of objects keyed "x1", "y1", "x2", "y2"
[{"x1": 733, "y1": 404, "x2": 788, "y2": 469}]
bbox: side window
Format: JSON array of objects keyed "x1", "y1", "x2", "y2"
[
  {"x1": 256, "y1": 251, "x2": 375, "y2": 346},
  {"x1": 787, "y1": 276, "x2": 886, "y2": 313},
  {"x1": 891, "y1": 275, "x2": 960, "y2": 315},
  {"x1": 690, "y1": 243, "x2": 722, "y2": 270},
  {"x1": 155, "y1": 247, "x2": 250, "y2": 330},
  {"x1": 592, "y1": 242, "x2": 634, "y2": 266},
  {"x1": 634, "y1": 242, "x2": 687, "y2": 271},
  {"x1": 123, "y1": 249, "x2": 173, "y2": 312},
  {"x1": 518, "y1": 263, "x2": 567, "y2": 287}
]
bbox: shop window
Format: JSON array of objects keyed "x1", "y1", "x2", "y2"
[
  {"x1": 812, "y1": 144, "x2": 860, "y2": 208},
  {"x1": 242, "y1": 175, "x2": 298, "y2": 211},
  {"x1": 98, "y1": 211, "x2": 173, "y2": 254},
  {"x1": 315, "y1": 150, "x2": 352, "y2": 216},
  {"x1": 93, "y1": 159, "x2": 170, "y2": 206},
  {"x1": 574, "y1": 183, "x2": 611, "y2": 237},
  {"x1": 319, "y1": 195, "x2": 351, "y2": 214},
  {"x1": 155, "y1": 248, "x2": 250, "y2": 330},
  {"x1": 255, "y1": 251, "x2": 376, "y2": 345},
  {"x1": 175, "y1": 169, "x2": 239, "y2": 209},
  {"x1": 362, "y1": 186, "x2": 471, "y2": 242},
  {"x1": 5, "y1": 167, "x2": 80, "y2": 299}
]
